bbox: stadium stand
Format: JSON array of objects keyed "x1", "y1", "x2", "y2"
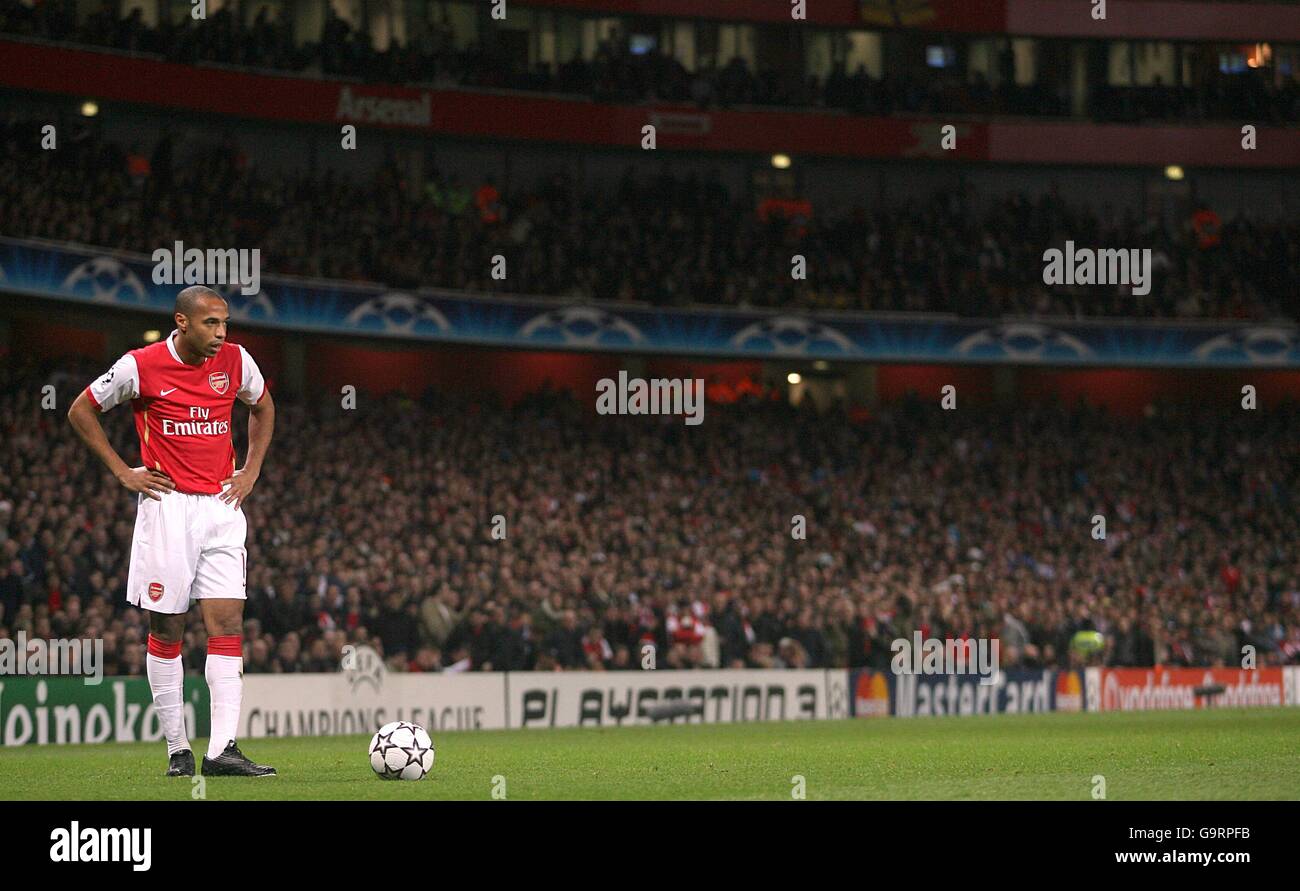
[
  {"x1": 3, "y1": 2, "x2": 1297, "y2": 123},
  {"x1": 1, "y1": 354, "x2": 1297, "y2": 676},
  {"x1": 1, "y1": 116, "x2": 1294, "y2": 320}
]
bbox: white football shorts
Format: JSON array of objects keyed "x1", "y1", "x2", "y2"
[{"x1": 126, "y1": 487, "x2": 248, "y2": 614}]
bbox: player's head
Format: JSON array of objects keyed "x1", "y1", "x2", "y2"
[{"x1": 174, "y1": 286, "x2": 229, "y2": 357}]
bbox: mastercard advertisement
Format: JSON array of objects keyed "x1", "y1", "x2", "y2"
[{"x1": 852, "y1": 668, "x2": 1088, "y2": 718}]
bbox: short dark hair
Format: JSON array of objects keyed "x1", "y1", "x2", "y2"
[{"x1": 174, "y1": 286, "x2": 224, "y2": 319}]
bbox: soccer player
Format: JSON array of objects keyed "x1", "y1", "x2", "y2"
[{"x1": 68, "y1": 286, "x2": 277, "y2": 778}]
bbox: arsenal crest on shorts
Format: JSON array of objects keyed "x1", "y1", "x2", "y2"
[
  {"x1": 147, "y1": 581, "x2": 165, "y2": 602},
  {"x1": 209, "y1": 371, "x2": 230, "y2": 395}
]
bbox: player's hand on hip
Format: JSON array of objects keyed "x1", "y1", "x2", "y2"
[
  {"x1": 219, "y1": 468, "x2": 258, "y2": 510},
  {"x1": 119, "y1": 466, "x2": 176, "y2": 500}
]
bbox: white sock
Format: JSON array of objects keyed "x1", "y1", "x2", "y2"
[
  {"x1": 205, "y1": 654, "x2": 243, "y2": 760},
  {"x1": 146, "y1": 651, "x2": 190, "y2": 756}
]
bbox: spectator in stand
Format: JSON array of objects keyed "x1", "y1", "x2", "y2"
[
  {"x1": 1, "y1": 355, "x2": 1297, "y2": 676},
  {"x1": 582, "y1": 625, "x2": 612, "y2": 671},
  {"x1": 545, "y1": 609, "x2": 586, "y2": 669},
  {"x1": 6, "y1": 3, "x2": 1293, "y2": 123},
  {"x1": 0, "y1": 115, "x2": 1294, "y2": 321},
  {"x1": 263, "y1": 580, "x2": 307, "y2": 638},
  {"x1": 372, "y1": 591, "x2": 420, "y2": 660},
  {"x1": 419, "y1": 586, "x2": 460, "y2": 650}
]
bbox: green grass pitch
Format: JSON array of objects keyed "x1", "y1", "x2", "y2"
[{"x1": 3, "y1": 708, "x2": 1297, "y2": 800}]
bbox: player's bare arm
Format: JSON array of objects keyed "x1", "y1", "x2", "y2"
[
  {"x1": 220, "y1": 387, "x2": 275, "y2": 510},
  {"x1": 67, "y1": 391, "x2": 177, "y2": 500}
]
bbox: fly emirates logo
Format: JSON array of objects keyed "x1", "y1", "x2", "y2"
[{"x1": 161, "y1": 406, "x2": 230, "y2": 437}]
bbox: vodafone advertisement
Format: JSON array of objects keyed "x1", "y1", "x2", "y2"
[{"x1": 1087, "y1": 667, "x2": 1287, "y2": 712}]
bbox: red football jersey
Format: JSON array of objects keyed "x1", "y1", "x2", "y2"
[{"x1": 85, "y1": 329, "x2": 267, "y2": 494}]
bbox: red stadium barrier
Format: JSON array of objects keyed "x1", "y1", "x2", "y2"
[
  {"x1": 1092, "y1": 667, "x2": 1288, "y2": 711},
  {"x1": 4, "y1": 40, "x2": 1297, "y2": 167}
]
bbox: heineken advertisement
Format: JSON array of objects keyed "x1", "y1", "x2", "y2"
[{"x1": 0, "y1": 676, "x2": 209, "y2": 747}]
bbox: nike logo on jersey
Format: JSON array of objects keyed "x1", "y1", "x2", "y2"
[{"x1": 161, "y1": 387, "x2": 178, "y2": 396}]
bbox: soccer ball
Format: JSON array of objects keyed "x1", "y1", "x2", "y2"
[{"x1": 368, "y1": 721, "x2": 435, "y2": 781}]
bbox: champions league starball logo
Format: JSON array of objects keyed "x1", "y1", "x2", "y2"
[
  {"x1": 342, "y1": 644, "x2": 385, "y2": 694},
  {"x1": 61, "y1": 256, "x2": 151, "y2": 304},
  {"x1": 518, "y1": 306, "x2": 645, "y2": 347},
  {"x1": 1192, "y1": 327, "x2": 1300, "y2": 366},
  {"x1": 729, "y1": 316, "x2": 856, "y2": 356},
  {"x1": 210, "y1": 280, "x2": 276, "y2": 321},
  {"x1": 344, "y1": 293, "x2": 451, "y2": 335},
  {"x1": 953, "y1": 323, "x2": 1093, "y2": 362}
]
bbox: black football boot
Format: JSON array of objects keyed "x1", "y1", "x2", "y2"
[
  {"x1": 201, "y1": 741, "x2": 277, "y2": 777},
  {"x1": 166, "y1": 749, "x2": 195, "y2": 777}
]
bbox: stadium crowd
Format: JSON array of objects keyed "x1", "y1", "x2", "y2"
[
  {"x1": 0, "y1": 115, "x2": 1294, "y2": 321},
  {"x1": 3, "y1": 1, "x2": 1297, "y2": 123},
  {"x1": 1, "y1": 354, "x2": 1298, "y2": 678}
]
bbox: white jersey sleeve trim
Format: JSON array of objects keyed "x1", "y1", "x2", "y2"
[
  {"x1": 236, "y1": 344, "x2": 266, "y2": 405},
  {"x1": 87, "y1": 353, "x2": 140, "y2": 412}
]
